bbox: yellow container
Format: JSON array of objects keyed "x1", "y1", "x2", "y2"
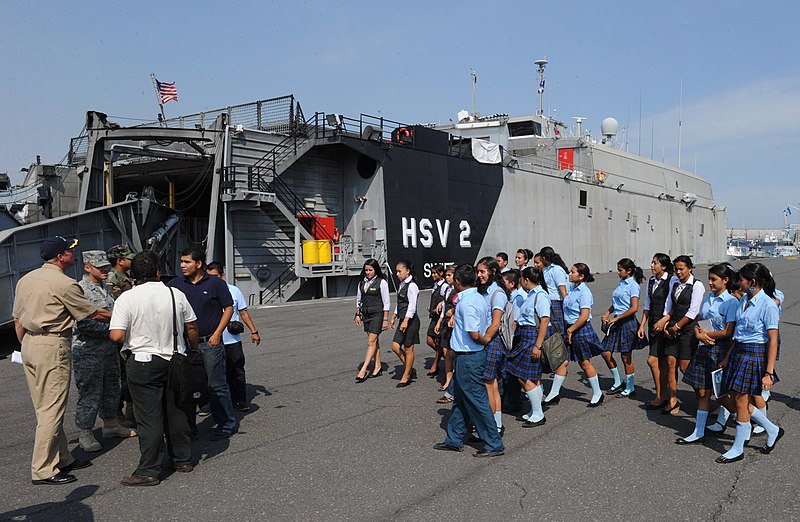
[{"x1": 302, "y1": 240, "x2": 332, "y2": 264}]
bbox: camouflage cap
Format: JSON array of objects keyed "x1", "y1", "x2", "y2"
[
  {"x1": 82, "y1": 250, "x2": 111, "y2": 268},
  {"x1": 107, "y1": 244, "x2": 135, "y2": 260}
]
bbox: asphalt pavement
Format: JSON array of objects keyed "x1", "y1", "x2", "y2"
[{"x1": 1, "y1": 258, "x2": 798, "y2": 521}]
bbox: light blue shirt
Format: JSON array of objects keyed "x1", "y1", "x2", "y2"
[
  {"x1": 222, "y1": 283, "x2": 247, "y2": 345},
  {"x1": 517, "y1": 286, "x2": 550, "y2": 327},
  {"x1": 451, "y1": 287, "x2": 488, "y2": 352},
  {"x1": 483, "y1": 282, "x2": 509, "y2": 322},
  {"x1": 563, "y1": 282, "x2": 593, "y2": 324},
  {"x1": 698, "y1": 291, "x2": 737, "y2": 332},
  {"x1": 544, "y1": 264, "x2": 569, "y2": 301},
  {"x1": 611, "y1": 277, "x2": 641, "y2": 316},
  {"x1": 775, "y1": 289, "x2": 784, "y2": 311},
  {"x1": 733, "y1": 290, "x2": 780, "y2": 344}
]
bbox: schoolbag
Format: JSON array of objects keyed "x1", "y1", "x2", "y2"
[{"x1": 490, "y1": 288, "x2": 516, "y2": 353}]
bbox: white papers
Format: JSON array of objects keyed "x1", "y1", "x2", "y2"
[
  {"x1": 697, "y1": 319, "x2": 713, "y2": 332},
  {"x1": 711, "y1": 368, "x2": 728, "y2": 399},
  {"x1": 11, "y1": 351, "x2": 23, "y2": 364}
]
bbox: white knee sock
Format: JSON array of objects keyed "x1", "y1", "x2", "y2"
[
  {"x1": 588, "y1": 375, "x2": 602, "y2": 402},
  {"x1": 493, "y1": 411, "x2": 503, "y2": 430},
  {"x1": 610, "y1": 367, "x2": 622, "y2": 387},
  {"x1": 683, "y1": 410, "x2": 708, "y2": 442},
  {"x1": 545, "y1": 374, "x2": 566, "y2": 401},
  {"x1": 526, "y1": 386, "x2": 544, "y2": 422},
  {"x1": 722, "y1": 421, "x2": 751, "y2": 459},
  {"x1": 749, "y1": 407, "x2": 779, "y2": 443}
]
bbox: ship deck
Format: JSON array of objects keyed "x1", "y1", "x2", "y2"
[{"x1": 1, "y1": 258, "x2": 799, "y2": 520}]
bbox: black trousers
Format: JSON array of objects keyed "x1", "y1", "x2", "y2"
[
  {"x1": 126, "y1": 355, "x2": 192, "y2": 477},
  {"x1": 224, "y1": 342, "x2": 247, "y2": 405}
]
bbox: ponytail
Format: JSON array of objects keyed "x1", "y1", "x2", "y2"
[
  {"x1": 653, "y1": 253, "x2": 673, "y2": 276},
  {"x1": 708, "y1": 263, "x2": 737, "y2": 293},
  {"x1": 573, "y1": 263, "x2": 595, "y2": 283},
  {"x1": 739, "y1": 262, "x2": 776, "y2": 299},
  {"x1": 539, "y1": 246, "x2": 569, "y2": 273},
  {"x1": 521, "y1": 266, "x2": 548, "y2": 293},
  {"x1": 618, "y1": 258, "x2": 644, "y2": 284}
]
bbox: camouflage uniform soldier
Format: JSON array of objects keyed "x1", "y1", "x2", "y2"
[
  {"x1": 107, "y1": 244, "x2": 136, "y2": 427},
  {"x1": 73, "y1": 251, "x2": 137, "y2": 452}
]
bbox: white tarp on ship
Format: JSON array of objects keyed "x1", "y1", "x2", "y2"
[{"x1": 471, "y1": 138, "x2": 502, "y2": 164}]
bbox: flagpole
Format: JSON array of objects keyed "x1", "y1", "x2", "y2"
[{"x1": 150, "y1": 73, "x2": 166, "y2": 126}]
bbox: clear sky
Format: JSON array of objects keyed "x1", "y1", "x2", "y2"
[{"x1": 1, "y1": 1, "x2": 799, "y2": 228}]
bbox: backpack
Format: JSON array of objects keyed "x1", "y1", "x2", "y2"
[{"x1": 490, "y1": 288, "x2": 516, "y2": 353}]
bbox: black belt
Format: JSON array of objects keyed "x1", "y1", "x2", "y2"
[{"x1": 198, "y1": 335, "x2": 213, "y2": 344}]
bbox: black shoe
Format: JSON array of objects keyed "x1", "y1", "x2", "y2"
[
  {"x1": 32, "y1": 472, "x2": 77, "y2": 485},
  {"x1": 543, "y1": 395, "x2": 560, "y2": 406},
  {"x1": 715, "y1": 453, "x2": 744, "y2": 464},
  {"x1": 660, "y1": 402, "x2": 681, "y2": 415},
  {"x1": 588, "y1": 395, "x2": 605, "y2": 408},
  {"x1": 760, "y1": 427, "x2": 785, "y2": 454},
  {"x1": 433, "y1": 442, "x2": 463, "y2": 452},
  {"x1": 473, "y1": 449, "x2": 505, "y2": 458},
  {"x1": 522, "y1": 418, "x2": 547, "y2": 428},
  {"x1": 396, "y1": 380, "x2": 412, "y2": 388},
  {"x1": 234, "y1": 402, "x2": 251, "y2": 412},
  {"x1": 371, "y1": 369, "x2": 384, "y2": 378},
  {"x1": 61, "y1": 460, "x2": 92, "y2": 472},
  {"x1": 606, "y1": 383, "x2": 625, "y2": 395},
  {"x1": 355, "y1": 374, "x2": 369, "y2": 383},
  {"x1": 675, "y1": 437, "x2": 704, "y2": 445}
]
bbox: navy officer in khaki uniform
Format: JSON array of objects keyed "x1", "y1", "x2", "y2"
[{"x1": 13, "y1": 236, "x2": 112, "y2": 485}]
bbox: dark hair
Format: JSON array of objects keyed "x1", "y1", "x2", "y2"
[
  {"x1": 395, "y1": 260, "x2": 415, "y2": 281},
  {"x1": 476, "y1": 256, "x2": 504, "y2": 294},
  {"x1": 454, "y1": 263, "x2": 477, "y2": 287},
  {"x1": 572, "y1": 263, "x2": 595, "y2": 283},
  {"x1": 180, "y1": 246, "x2": 206, "y2": 269},
  {"x1": 652, "y1": 253, "x2": 673, "y2": 275},
  {"x1": 496, "y1": 252, "x2": 509, "y2": 263},
  {"x1": 206, "y1": 261, "x2": 224, "y2": 274},
  {"x1": 431, "y1": 264, "x2": 445, "y2": 278},
  {"x1": 539, "y1": 246, "x2": 569, "y2": 273},
  {"x1": 516, "y1": 248, "x2": 533, "y2": 263},
  {"x1": 502, "y1": 269, "x2": 520, "y2": 288},
  {"x1": 520, "y1": 266, "x2": 548, "y2": 293},
  {"x1": 618, "y1": 258, "x2": 644, "y2": 284},
  {"x1": 362, "y1": 258, "x2": 385, "y2": 280},
  {"x1": 708, "y1": 263, "x2": 736, "y2": 293},
  {"x1": 131, "y1": 251, "x2": 160, "y2": 282},
  {"x1": 673, "y1": 255, "x2": 694, "y2": 269},
  {"x1": 738, "y1": 262, "x2": 776, "y2": 299}
]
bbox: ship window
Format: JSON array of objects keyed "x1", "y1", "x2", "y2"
[
  {"x1": 607, "y1": 209, "x2": 613, "y2": 220},
  {"x1": 647, "y1": 214, "x2": 651, "y2": 224},
  {"x1": 626, "y1": 212, "x2": 630, "y2": 222},
  {"x1": 630, "y1": 215, "x2": 638, "y2": 232},
  {"x1": 700, "y1": 223, "x2": 705, "y2": 236},
  {"x1": 508, "y1": 121, "x2": 541, "y2": 137},
  {"x1": 587, "y1": 206, "x2": 593, "y2": 217},
  {"x1": 579, "y1": 190, "x2": 587, "y2": 208}
]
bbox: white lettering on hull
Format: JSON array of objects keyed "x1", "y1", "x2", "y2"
[{"x1": 401, "y1": 217, "x2": 471, "y2": 249}]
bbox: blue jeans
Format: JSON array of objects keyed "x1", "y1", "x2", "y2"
[
  {"x1": 199, "y1": 342, "x2": 237, "y2": 434},
  {"x1": 444, "y1": 350, "x2": 504, "y2": 453}
]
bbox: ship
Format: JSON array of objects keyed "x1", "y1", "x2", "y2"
[{"x1": 0, "y1": 65, "x2": 727, "y2": 348}]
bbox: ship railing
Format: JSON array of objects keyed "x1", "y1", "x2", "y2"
[
  {"x1": 309, "y1": 112, "x2": 407, "y2": 142},
  {"x1": 258, "y1": 264, "x2": 296, "y2": 304}
]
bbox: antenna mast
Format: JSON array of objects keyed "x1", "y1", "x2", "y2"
[
  {"x1": 678, "y1": 79, "x2": 683, "y2": 168},
  {"x1": 535, "y1": 59, "x2": 548, "y2": 115},
  {"x1": 470, "y1": 68, "x2": 477, "y2": 115}
]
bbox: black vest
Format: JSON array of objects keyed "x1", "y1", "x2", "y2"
[
  {"x1": 429, "y1": 281, "x2": 446, "y2": 318},
  {"x1": 669, "y1": 278, "x2": 700, "y2": 330},
  {"x1": 647, "y1": 276, "x2": 669, "y2": 324},
  {"x1": 397, "y1": 281, "x2": 417, "y2": 318},
  {"x1": 360, "y1": 278, "x2": 383, "y2": 316}
]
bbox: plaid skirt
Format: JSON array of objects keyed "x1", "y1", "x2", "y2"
[
  {"x1": 550, "y1": 300, "x2": 566, "y2": 337},
  {"x1": 723, "y1": 342, "x2": 767, "y2": 396},
  {"x1": 683, "y1": 340, "x2": 729, "y2": 390},
  {"x1": 483, "y1": 334, "x2": 505, "y2": 380},
  {"x1": 566, "y1": 322, "x2": 604, "y2": 362},
  {"x1": 601, "y1": 315, "x2": 648, "y2": 353},
  {"x1": 503, "y1": 325, "x2": 551, "y2": 382}
]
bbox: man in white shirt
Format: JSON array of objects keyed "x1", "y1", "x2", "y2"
[
  {"x1": 206, "y1": 262, "x2": 261, "y2": 411},
  {"x1": 109, "y1": 251, "x2": 199, "y2": 487}
]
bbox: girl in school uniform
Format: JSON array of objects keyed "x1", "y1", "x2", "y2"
[
  {"x1": 715, "y1": 262, "x2": 784, "y2": 463},
  {"x1": 476, "y1": 257, "x2": 510, "y2": 435},
  {"x1": 559, "y1": 263, "x2": 605, "y2": 407},
  {"x1": 435, "y1": 266, "x2": 457, "y2": 403},
  {"x1": 355, "y1": 259, "x2": 391, "y2": 382},
  {"x1": 751, "y1": 286, "x2": 784, "y2": 435},
  {"x1": 637, "y1": 253, "x2": 674, "y2": 410},
  {"x1": 425, "y1": 265, "x2": 447, "y2": 377},
  {"x1": 656, "y1": 255, "x2": 705, "y2": 414},
  {"x1": 504, "y1": 267, "x2": 554, "y2": 427},
  {"x1": 535, "y1": 247, "x2": 572, "y2": 403},
  {"x1": 600, "y1": 258, "x2": 648, "y2": 398},
  {"x1": 390, "y1": 260, "x2": 421, "y2": 388},
  {"x1": 514, "y1": 248, "x2": 534, "y2": 271},
  {"x1": 675, "y1": 263, "x2": 738, "y2": 444},
  {"x1": 502, "y1": 269, "x2": 527, "y2": 314}
]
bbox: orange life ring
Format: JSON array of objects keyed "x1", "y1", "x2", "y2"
[
  {"x1": 596, "y1": 171, "x2": 606, "y2": 183},
  {"x1": 395, "y1": 127, "x2": 411, "y2": 143}
]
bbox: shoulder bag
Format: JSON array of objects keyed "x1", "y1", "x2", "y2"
[
  {"x1": 533, "y1": 293, "x2": 569, "y2": 373},
  {"x1": 167, "y1": 288, "x2": 208, "y2": 405}
]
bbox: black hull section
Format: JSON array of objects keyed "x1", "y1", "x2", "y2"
[{"x1": 382, "y1": 147, "x2": 503, "y2": 287}]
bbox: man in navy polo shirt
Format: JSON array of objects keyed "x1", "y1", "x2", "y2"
[
  {"x1": 434, "y1": 263, "x2": 504, "y2": 457},
  {"x1": 168, "y1": 247, "x2": 236, "y2": 440}
]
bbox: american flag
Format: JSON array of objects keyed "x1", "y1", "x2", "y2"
[{"x1": 156, "y1": 80, "x2": 178, "y2": 105}]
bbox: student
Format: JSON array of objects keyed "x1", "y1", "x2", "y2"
[
  {"x1": 514, "y1": 249, "x2": 533, "y2": 271},
  {"x1": 600, "y1": 258, "x2": 647, "y2": 398},
  {"x1": 637, "y1": 254, "x2": 674, "y2": 410},
  {"x1": 502, "y1": 270, "x2": 527, "y2": 318},
  {"x1": 501, "y1": 269, "x2": 527, "y2": 412},
  {"x1": 535, "y1": 247, "x2": 573, "y2": 400},
  {"x1": 559, "y1": 263, "x2": 605, "y2": 407},
  {"x1": 476, "y1": 257, "x2": 509, "y2": 435},
  {"x1": 354, "y1": 259, "x2": 391, "y2": 382},
  {"x1": 435, "y1": 266, "x2": 457, "y2": 401},
  {"x1": 496, "y1": 252, "x2": 511, "y2": 273},
  {"x1": 425, "y1": 265, "x2": 447, "y2": 377},
  {"x1": 390, "y1": 260, "x2": 421, "y2": 387},
  {"x1": 656, "y1": 255, "x2": 705, "y2": 414},
  {"x1": 434, "y1": 264, "x2": 504, "y2": 457},
  {"x1": 676, "y1": 263, "x2": 738, "y2": 445},
  {"x1": 504, "y1": 267, "x2": 554, "y2": 427},
  {"x1": 715, "y1": 263, "x2": 784, "y2": 463}
]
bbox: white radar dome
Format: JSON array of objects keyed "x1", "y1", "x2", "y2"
[{"x1": 601, "y1": 117, "x2": 619, "y2": 137}]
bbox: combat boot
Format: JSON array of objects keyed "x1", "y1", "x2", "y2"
[
  {"x1": 102, "y1": 418, "x2": 137, "y2": 439},
  {"x1": 79, "y1": 429, "x2": 102, "y2": 452}
]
